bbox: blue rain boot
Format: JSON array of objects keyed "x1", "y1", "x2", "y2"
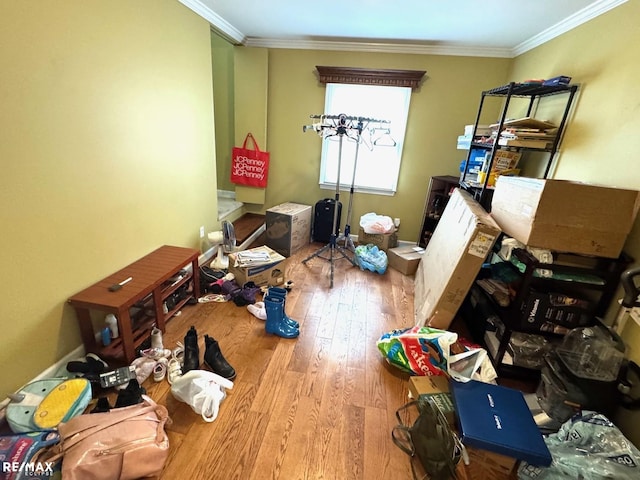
[
  {"x1": 266, "y1": 287, "x2": 300, "y2": 328},
  {"x1": 265, "y1": 296, "x2": 299, "y2": 339}
]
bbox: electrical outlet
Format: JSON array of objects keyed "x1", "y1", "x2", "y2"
[{"x1": 199, "y1": 226, "x2": 205, "y2": 238}]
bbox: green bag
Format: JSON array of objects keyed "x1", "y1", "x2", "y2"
[{"x1": 392, "y1": 398, "x2": 463, "y2": 480}]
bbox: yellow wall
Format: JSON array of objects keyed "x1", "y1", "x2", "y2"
[
  {"x1": 509, "y1": 0, "x2": 640, "y2": 445},
  {"x1": 212, "y1": 31, "x2": 235, "y2": 192},
  {"x1": 234, "y1": 47, "x2": 269, "y2": 206},
  {"x1": 0, "y1": 0, "x2": 217, "y2": 399},
  {"x1": 237, "y1": 48, "x2": 510, "y2": 238}
]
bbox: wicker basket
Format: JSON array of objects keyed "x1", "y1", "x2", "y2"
[{"x1": 455, "y1": 445, "x2": 517, "y2": 480}]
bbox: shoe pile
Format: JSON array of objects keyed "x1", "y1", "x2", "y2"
[
  {"x1": 91, "y1": 378, "x2": 147, "y2": 413},
  {"x1": 131, "y1": 326, "x2": 176, "y2": 384},
  {"x1": 232, "y1": 282, "x2": 261, "y2": 307},
  {"x1": 218, "y1": 280, "x2": 261, "y2": 307}
]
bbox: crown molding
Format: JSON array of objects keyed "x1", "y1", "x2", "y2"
[
  {"x1": 178, "y1": 0, "x2": 245, "y2": 44},
  {"x1": 513, "y1": 0, "x2": 627, "y2": 56},
  {"x1": 183, "y1": 0, "x2": 626, "y2": 58},
  {"x1": 244, "y1": 37, "x2": 513, "y2": 58}
]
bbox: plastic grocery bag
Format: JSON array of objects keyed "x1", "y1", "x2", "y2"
[
  {"x1": 171, "y1": 370, "x2": 233, "y2": 422},
  {"x1": 377, "y1": 326, "x2": 456, "y2": 376},
  {"x1": 355, "y1": 244, "x2": 388, "y2": 274},
  {"x1": 447, "y1": 347, "x2": 497, "y2": 384},
  {"x1": 376, "y1": 326, "x2": 497, "y2": 382},
  {"x1": 360, "y1": 212, "x2": 395, "y2": 234},
  {"x1": 518, "y1": 411, "x2": 640, "y2": 479}
]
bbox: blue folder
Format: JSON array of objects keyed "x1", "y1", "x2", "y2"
[{"x1": 450, "y1": 379, "x2": 552, "y2": 466}]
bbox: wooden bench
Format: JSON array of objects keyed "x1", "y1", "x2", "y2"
[{"x1": 68, "y1": 245, "x2": 200, "y2": 364}]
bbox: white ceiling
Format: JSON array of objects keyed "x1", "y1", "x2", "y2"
[{"x1": 179, "y1": 0, "x2": 625, "y2": 57}]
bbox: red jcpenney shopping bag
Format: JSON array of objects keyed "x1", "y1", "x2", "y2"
[{"x1": 231, "y1": 133, "x2": 270, "y2": 188}]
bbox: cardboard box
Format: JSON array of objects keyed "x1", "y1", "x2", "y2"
[
  {"x1": 520, "y1": 291, "x2": 592, "y2": 331},
  {"x1": 358, "y1": 227, "x2": 398, "y2": 252},
  {"x1": 415, "y1": 189, "x2": 501, "y2": 329},
  {"x1": 491, "y1": 177, "x2": 640, "y2": 258},
  {"x1": 408, "y1": 375, "x2": 455, "y2": 426},
  {"x1": 387, "y1": 245, "x2": 424, "y2": 276},
  {"x1": 228, "y1": 246, "x2": 288, "y2": 287},
  {"x1": 455, "y1": 446, "x2": 517, "y2": 480},
  {"x1": 265, "y1": 202, "x2": 312, "y2": 257}
]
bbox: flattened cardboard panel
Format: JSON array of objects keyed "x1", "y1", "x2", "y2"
[{"x1": 415, "y1": 189, "x2": 501, "y2": 329}]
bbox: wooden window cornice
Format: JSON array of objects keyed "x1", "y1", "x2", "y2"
[{"x1": 316, "y1": 66, "x2": 426, "y2": 90}]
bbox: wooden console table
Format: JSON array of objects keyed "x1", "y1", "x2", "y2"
[{"x1": 68, "y1": 245, "x2": 200, "y2": 364}]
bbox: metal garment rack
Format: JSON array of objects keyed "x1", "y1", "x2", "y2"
[{"x1": 301, "y1": 113, "x2": 390, "y2": 288}]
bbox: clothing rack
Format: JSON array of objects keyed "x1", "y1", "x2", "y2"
[{"x1": 302, "y1": 113, "x2": 391, "y2": 288}]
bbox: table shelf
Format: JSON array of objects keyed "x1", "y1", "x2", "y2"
[{"x1": 68, "y1": 245, "x2": 200, "y2": 364}]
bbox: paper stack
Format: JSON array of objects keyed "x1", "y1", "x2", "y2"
[
  {"x1": 493, "y1": 117, "x2": 557, "y2": 149},
  {"x1": 234, "y1": 250, "x2": 271, "y2": 267}
]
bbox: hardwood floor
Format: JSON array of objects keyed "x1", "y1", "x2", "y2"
[{"x1": 142, "y1": 242, "x2": 417, "y2": 479}]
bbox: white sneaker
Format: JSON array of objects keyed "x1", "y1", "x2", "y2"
[
  {"x1": 167, "y1": 356, "x2": 182, "y2": 385},
  {"x1": 151, "y1": 326, "x2": 164, "y2": 350},
  {"x1": 247, "y1": 302, "x2": 267, "y2": 320},
  {"x1": 140, "y1": 347, "x2": 171, "y2": 360},
  {"x1": 131, "y1": 357, "x2": 157, "y2": 384},
  {"x1": 153, "y1": 358, "x2": 169, "y2": 382}
]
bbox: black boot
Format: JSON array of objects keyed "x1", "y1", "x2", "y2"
[
  {"x1": 114, "y1": 379, "x2": 146, "y2": 408},
  {"x1": 90, "y1": 397, "x2": 112, "y2": 414},
  {"x1": 183, "y1": 326, "x2": 200, "y2": 373},
  {"x1": 204, "y1": 335, "x2": 236, "y2": 380}
]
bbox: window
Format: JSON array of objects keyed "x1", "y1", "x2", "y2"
[{"x1": 319, "y1": 83, "x2": 411, "y2": 195}]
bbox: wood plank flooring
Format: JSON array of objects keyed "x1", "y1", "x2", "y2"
[
  {"x1": 142, "y1": 242, "x2": 417, "y2": 479},
  {"x1": 232, "y1": 213, "x2": 266, "y2": 245}
]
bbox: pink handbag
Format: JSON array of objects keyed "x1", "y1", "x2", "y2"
[{"x1": 54, "y1": 395, "x2": 170, "y2": 480}]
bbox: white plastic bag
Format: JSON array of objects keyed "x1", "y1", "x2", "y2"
[
  {"x1": 359, "y1": 212, "x2": 395, "y2": 234},
  {"x1": 171, "y1": 370, "x2": 233, "y2": 422},
  {"x1": 447, "y1": 348, "x2": 497, "y2": 383}
]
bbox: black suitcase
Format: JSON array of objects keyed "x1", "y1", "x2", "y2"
[{"x1": 313, "y1": 198, "x2": 342, "y2": 243}]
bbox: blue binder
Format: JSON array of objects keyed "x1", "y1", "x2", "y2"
[{"x1": 450, "y1": 379, "x2": 552, "y2": 466}]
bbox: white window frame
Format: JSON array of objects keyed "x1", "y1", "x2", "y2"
[{"x1": 318, "y1": 83, "x2": 411, "y2": 196}]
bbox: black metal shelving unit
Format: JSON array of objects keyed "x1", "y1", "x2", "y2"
[
  {"x1": 460, "y1": 82, "x2": 579, "y2": 210},
  {"x1": 462, "y1": 242, "x2": 632, "y2": 379}
]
